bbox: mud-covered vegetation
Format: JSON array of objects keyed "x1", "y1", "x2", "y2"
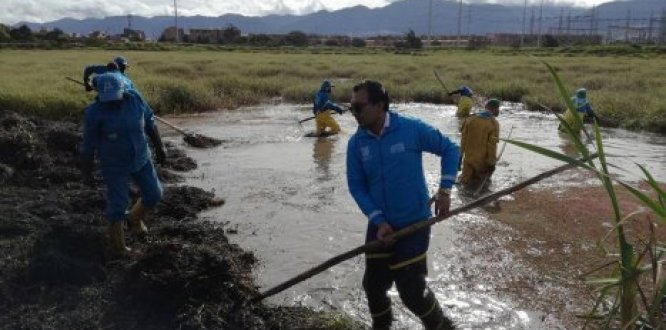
[
  {"x1": 0, "y1": 110, "x2": 361, "y2": 329},
  {"x1": 0, "y1": 49, "x2": 664, "y2": 133}
]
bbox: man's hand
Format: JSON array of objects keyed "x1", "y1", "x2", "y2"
[
  {"x1": 376, "y1": 222, "x2": 395, "y2": 245},
  {"x1": 430, "y1": 188, "x2": 452, "y2": 218},
  {"x1": 80, "y1": 153, "x2": 94, "y2": 187},
  {"x1": 155, "y1": 148, "x2": 167, "y2": 165},
  {"x1": 84, "y1": 82, "x2": 93, "y2": 92}
]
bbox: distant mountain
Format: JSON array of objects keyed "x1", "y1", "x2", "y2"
[{"x1": 18, "y1": 0, "x2": 666, "y2": 39}]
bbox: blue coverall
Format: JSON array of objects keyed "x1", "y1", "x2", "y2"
[{"x1": 81, "y1": 90, "x2": 162, "y2": 222}]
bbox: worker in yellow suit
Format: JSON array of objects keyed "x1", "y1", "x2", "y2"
[
  {"x1": 559, "y1": 88, "x2": 597, "y2": 135},
  {"x1": 313, "y1": 80, "x2": 345, "y2": 137},
  {"x1": 448, "y1": 85, "x2": 475, "y2": 118},
  {"x1": 459, "y1": 98, "x2": 500, "y2": 188}
]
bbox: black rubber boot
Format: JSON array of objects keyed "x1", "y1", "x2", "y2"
[
  {"x1": 371, "y1": 307, "x2": 393, "y2": 330},
  {"x1": 420, "y1": 304, "x2": 455, "y2": 330}
]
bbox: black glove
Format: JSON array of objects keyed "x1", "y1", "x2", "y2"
[
  {"x1": 84, "y1": 82, "x2": 93, "y2": 92},
  {"x1": 488, "y1": 164, "x2": 496, "y2": 175},
  {"x1": 155, "y1": 147, "x2": 167, "y2": 165},
  {"x1": 146, "y1": 125, "x2": 166, "y2": 165},
  {"x1": 80, "y1": 153, "x2": 94, "y2": 186}
]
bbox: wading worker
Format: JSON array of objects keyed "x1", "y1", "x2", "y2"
[
  {"x1": 83, "y1": 56, "x2": 134, "y2": 92},
  {"x1": 80, "y1": 73, "x2": 166, "y2": 254},
  {"x1": 459, "y1": 98, "x2": 500, "y2": 189},
  {"x1": 448, "y1": 85, "x2": 475, "y2": 119},
  {"x1": 559, "y1": 88, "x2": 597, "y2": 134},
  {"x1": 313, "y1": 79, "x2": 345, "y2": 137},
  {"x1": 346, "y1": 80, "x2": 459, "y2": 330}
]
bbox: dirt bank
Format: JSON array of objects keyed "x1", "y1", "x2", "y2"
[
  {"x1": 463, "y1": 180, "x2": 665, "y2": 328},
  {"x1": 0, "y1": 110, "x2": 360, "y2": 329}
]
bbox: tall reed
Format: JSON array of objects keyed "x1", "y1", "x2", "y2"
[{"x1": 505, "y1": 59, "x2": 666, "y2": 329}]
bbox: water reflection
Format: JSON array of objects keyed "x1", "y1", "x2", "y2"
[
  {"x1": 313, "y1": 138, "x2": 335, "y2": 182},
  {"x1": 558, "y1": 131, "x2": 583, "y2": 157}
]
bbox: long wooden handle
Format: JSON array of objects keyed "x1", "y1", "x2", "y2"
[
  {"x1": 298, "y1": 108, "x2": 347, "y2": 125},
  {"x1": 65, "y1": 77, "x2": 85, "y2": 86},
  {"x1": 154, "y1": 116, "x2": 190, "y2": 136},
  {"x1": 433, "y1": 70, "x2": 450, "y2": 94},
  {"x1": 298, "y1": 116, "x2": 316, "y2": 124},
  {"x1": 253, "y1": 153, "x2": 598, "y2": 302}
]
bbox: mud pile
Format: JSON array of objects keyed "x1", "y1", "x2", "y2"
[{"x1": 0, "y1": 110, "x2": 360, "y2": 329}]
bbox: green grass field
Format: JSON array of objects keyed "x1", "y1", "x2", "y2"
[{"x1": 1, "y1": 49, "x2": 665, "y2": 133}]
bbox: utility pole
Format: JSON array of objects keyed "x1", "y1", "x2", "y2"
[
  {"x1": 466, "y1": 6, "x2": 472, "y2": 37},
  {"x1": 625, "y1": 9, "x2": 631, "y2": 43},
  {"x1": 530, "y1": 7, "x2": 535, "y2": 35},
  {"x1": 174, "y1": 0, "x2": 179, "y2": 43},
  {"x1": 457, "y1": 0, "x2": 463, "y2": 47},
  {"x1": 428, "y1": 0, "x2": 433, "y2": 46},
  {"x1": 566, "y1": 11, "x2": 571, "y2": 35},
  {"x1": 537, "y1": 0, "x2": 543, "y2": 47},
  {"x1": 660, "y1": 9, "x2": 666, "y2": 44},
  {"x1": 590, "y1": 6, "x2": 597, "y2": 36},
  {"x1": 521, "y1": 0, "x2": 528, "y2": 47}
]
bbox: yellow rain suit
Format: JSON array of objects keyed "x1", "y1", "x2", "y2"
[
  {"x1": 315, "y1": 111, "x2": 341, "y2": 135},
  {"x1": 559, "y1": 96, "x2": 594, "y2": 135},
  {"x1": 456, "y1": 95, "x2": 474, "y2": 118},
  {"x1": 459, "y1": 111, "x2": 499, "y2": 185}
]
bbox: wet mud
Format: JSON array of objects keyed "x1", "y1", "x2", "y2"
[
  {"x1": 183, "y1": 133, "x2": 223, "y2": 149},
  {"x1": 472, "y1": 182, "x2": 666, "y2": 328},
  {"x1": 0, "y1": 110, "x2": 360, "y2": 329}
]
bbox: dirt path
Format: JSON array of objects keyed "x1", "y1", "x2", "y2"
[
  {"x1": 0, "y1": 110, "x2": 360, "y2": 329},
  {"x1": 465, "y1": 180, "x2": 665, "y2": 328}
]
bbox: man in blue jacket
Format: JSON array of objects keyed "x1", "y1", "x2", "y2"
[
  {"x1": 347, "y1": 80, "x2": 459, "y2": 330},
  {"x1": 80, "y1": 73, "x2": 166, "y2": 254},
  {"x1": 83, "y1": 56, "x2": 134, "y2": 92},
  {"x1": 313, "y1": 80, "x2": 345, "y2": 137}
]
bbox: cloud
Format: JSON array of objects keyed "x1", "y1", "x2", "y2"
[{"x1": 0, "y1": 0, "x2": 608, "y2": 25}]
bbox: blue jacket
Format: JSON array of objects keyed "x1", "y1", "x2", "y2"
[
  {"x1": 313, "y1": 82, "x2": 343, "y2": 115},
  {"x1": 81, "y1": 90, "x2": 156, "y2": 174},
  {"x1": 347, "y1": 112, "x2": 460, "y2": 228},
  {"x1": 572, "y1": 96, "x2": 593, "y2": 115},
  {"x1": 84, "y1": 65, "x2": 136, "y2": 91}
]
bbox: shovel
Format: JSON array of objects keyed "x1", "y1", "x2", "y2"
[{"x1": 66, "y1": 76, "x2": 222, "y2": 148}]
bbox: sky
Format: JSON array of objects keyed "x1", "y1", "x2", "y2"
[{"x1": 1, "y1": 0, "x2": 613, "y2": 25}]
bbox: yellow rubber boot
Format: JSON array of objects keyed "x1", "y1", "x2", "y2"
[
  {"x1": 109, "y1": 221, "x2": 131, "y2": 254},
  {"x1": 128, "y1": 198, "x2": 148, "y2": 236}
]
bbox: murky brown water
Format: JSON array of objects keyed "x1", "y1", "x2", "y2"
[{"x1": 162, "y1": 103, "x2": 666, "y2": 329}]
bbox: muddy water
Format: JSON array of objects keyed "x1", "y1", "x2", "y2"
[{"x1": 163, "y1": 104, "x2": 666, "y2": 329}]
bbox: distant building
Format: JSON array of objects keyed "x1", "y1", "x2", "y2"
[
  {"x1": 89, "y1": 31, "x2": 110, "y2": 39},
  {"x1": 123, "y1": 28, "x2": 146, "y2": 41},
  {"x1": 160, "y1": 26, "x2": 184, "y2": 42},
  {"x1": 189, "y1": 28, "x2": 223, "y2": 43}
]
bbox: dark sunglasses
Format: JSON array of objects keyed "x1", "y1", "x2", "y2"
[{"x1": 350, "y1": 102, "x2": 371, "y2": 114}]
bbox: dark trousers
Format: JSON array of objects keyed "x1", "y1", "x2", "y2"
[{"x1": 363, "y1": 223, "x2": 454, "y2": 330}]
